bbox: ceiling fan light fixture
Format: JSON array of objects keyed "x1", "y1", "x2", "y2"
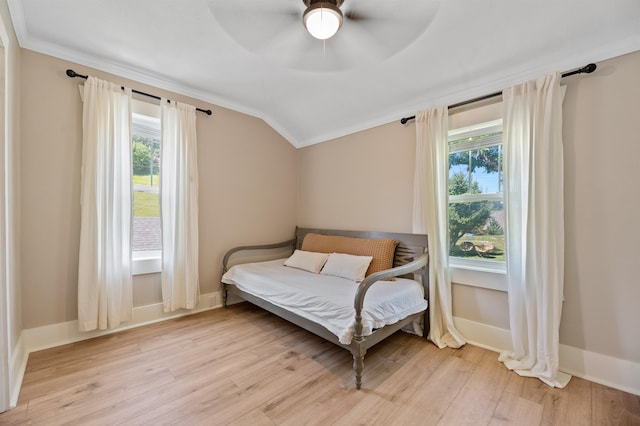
[{"x1": 303, "y1": 2, "x2": 343, "y2": 40}]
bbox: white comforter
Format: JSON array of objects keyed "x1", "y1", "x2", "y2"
[{"x1": 222, "y1": 259, "x2": 428, "y2": 344}]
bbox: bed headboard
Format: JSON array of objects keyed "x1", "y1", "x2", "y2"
[{"x1": 295, "y1": 227, "x2": 429, "y2": 292}]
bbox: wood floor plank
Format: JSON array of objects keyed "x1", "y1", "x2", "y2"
[
  {"x1": 438, "y1": 387, "x2": 498, "y2": 426},
  {"x1": 503, "y1": 370, "x2": 556, "y2": 405},
  {"x1": 1, "y1": 303, "x2": 638, "y2": 426},
  {"x1": 19, "y1": 335, "x2": 200, "y2": 402},
  {"x1": 362, "y1": 339, "x2": 450, "y2": 404},
  {"x1": 277, "y1": 388, "x2": 369, "y2": 426},
  {"x1": 25, "y1": 312, "x2": 209, "y2": 373},
  {"x1": 26, "y1": 370, "x2": 176, "y2": 425},
  {"x1": 592, "y1": 381, "x2": 640, "y2": 426},
  {"x1": 225, "y1": 408, "x2": 276, "y2": 426},
  {"x1": 68, "y1": 371, "x2": 236, "y2": 425},
  {"x1": 490, "y1": 391, "x2": 544, "y2": 426},
  {"x1": 122, "y1": 378, "x2": 242, "y2": 426},
  {"x1": 0, "y1": 400, "x2": 27, "y2": 425},
  {"x1": 438, "y1": 348, "x2": 512, "y2": 425},
  {"x1": 539, "y1": 377, "x2": 592, "y2": 426},
  {"x1": 382, "y1": 354, "x2": 477, "y2": 425},
  {"x1": 173, "y1": 367, "x2": 308, "y2": 425},
  {"x1": 332, "y1": 392, "x2": 400, "y2": 426},
  {"x1": 21, "y1": 341, "x2": 142, "y2": 388},
  {"x1": 22, "y1": 365, "x2": 175, "y2": 421},
  {"x1": 260, "y1": 370, "x2": 345, "y2": 424}
]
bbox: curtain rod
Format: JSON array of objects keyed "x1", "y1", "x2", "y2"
[
  {"x1": 66, "y1": 69, "x2": 213, "y2": 116},
  {"x1": 399, "y1": 63, "x2": 596, "y2": 125}
]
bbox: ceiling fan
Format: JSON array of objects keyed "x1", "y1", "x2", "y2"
[{"x1": 207, "y1": 0, "x2": 438, "y2": 71}]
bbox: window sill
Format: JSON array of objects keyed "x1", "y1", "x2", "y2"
[
  {"x1": 450, "y1": 258, "x2": 507, "y2": 292},
  {"x1": 132, "y1": 250, "x2": 161, "y2": 275}
]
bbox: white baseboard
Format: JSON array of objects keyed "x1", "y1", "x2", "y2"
[
  {"x1": 23, "y1": 291, "x2": 222, "y2": 354},
  {"x1": 453, "y1": 316, "x2": 640, "y2": 396},
  {"x1": 12, "y1": 291, "x2": 222, "y2": 405},
  {"x1": 559, "y1": 344, "x2": 640, "y2": 397},
  {"x1": 454, "y1": 316, "x2": 513, "y2": 352}
]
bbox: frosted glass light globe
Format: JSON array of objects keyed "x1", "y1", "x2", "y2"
[{"x1": 304, "y1": 4, "x2": 343, "y2": 40}]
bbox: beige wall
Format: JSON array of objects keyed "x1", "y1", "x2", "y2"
[
  {"x1": 20, "y1": 50, "x2": 297, "y2": 328},
  {"x1": 298, "y1": 121, "x2": 416, "y2": 233},
  {"x1": 561, "y1": 51, "x2": 640, "y2": 363},
  {"x1": 298, "y1": 50, "x2": 640, "y2": 363}
]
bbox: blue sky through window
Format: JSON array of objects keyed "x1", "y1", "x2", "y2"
[{"x1": 449, "y1": 158, "x2": 502, "y2": 194}]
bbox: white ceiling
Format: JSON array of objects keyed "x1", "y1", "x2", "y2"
[{"x1": 8, "y1": 0, "x2": 640, "y2": 148}]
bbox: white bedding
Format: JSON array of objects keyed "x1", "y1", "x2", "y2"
[{"x1": 222, "y1": 259, "x2": 428, "y2": 344}]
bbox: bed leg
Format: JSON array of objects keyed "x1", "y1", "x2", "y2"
[
  {"x1": 423, "y1": 308, "x2": 430, "y2": 338},
  {"x1": 221, "y1": 285, "x2": 228, "y2": 308},
  {"x1": 352, "y1": 345, "x2": 366, "y2": 390}
]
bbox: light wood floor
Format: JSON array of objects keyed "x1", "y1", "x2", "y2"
[{"x1": 1, "y1": 304, "x2": 639, "y2": 425}]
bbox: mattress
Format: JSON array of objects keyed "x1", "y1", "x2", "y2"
[{"x1": 222, "y1": 259, "x2": 428, "y2": 344}]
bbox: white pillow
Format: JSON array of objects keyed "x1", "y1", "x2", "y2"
[
  {"x1": 320, "y1": 253, "x2": 373, "y2": 282},
  {"x1": 284, "y1": 250, "x2": 330, "y2": 273}
]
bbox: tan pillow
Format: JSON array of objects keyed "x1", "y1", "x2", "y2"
[{"x1": 301, "y1": 233, "x2": 398, "y2": 276}]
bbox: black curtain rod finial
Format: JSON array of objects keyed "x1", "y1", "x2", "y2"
[{"x1": 66, "y1": 69, "x2": 87, "y2": 79}]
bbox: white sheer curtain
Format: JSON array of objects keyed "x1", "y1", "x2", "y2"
[
  {"x1": 412, "y1": 107, "x2": 466, "y2": 349},
  {"x1": 499, "y1": 73, "x2": 571, "y2": 387},
  {"x1": 78, "y1": 77, "x2": 133, "y2": 331},
  {"x1": 160, "y1": 100, "x2": 200, "y2": 312}
]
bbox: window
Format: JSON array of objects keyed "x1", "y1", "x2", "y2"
[
  {"x1": 132, "y1": 112, "x2": 161, "y2": 274},
  {"x1": 448, "y1": 119, "x2": 505, "y2": 270}
]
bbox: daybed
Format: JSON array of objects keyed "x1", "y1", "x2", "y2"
[{"x1": 221, "y1": 227, "x2": 429, "y2": 389}]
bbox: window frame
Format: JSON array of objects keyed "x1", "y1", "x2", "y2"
[
  {"x1": 131, "y1": 103, "x2": 162, "y2": 276},
  {"x1": 447, "y1": 119, "x2": 507, "y2": 290}
]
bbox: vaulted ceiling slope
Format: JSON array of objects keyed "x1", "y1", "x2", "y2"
[{"x1": 8, "y1": 0, "x2": 640, "y2": 148}]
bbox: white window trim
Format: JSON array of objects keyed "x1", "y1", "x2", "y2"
[
  {"x1": 450, "y1": 258, "x2": 507, "y2": 292},
  {"x1": 448, "y1": 118, "x2": 507, "y2": 292},
  {"x1": 132, "y1": 101, "x2": 162, "y2": 276},
  {"x1": 448, "y1": 119, "x2": 502, "y2": 140},
  {"x1": 132, "y1": 250, "x2": 162, "y2": 275}
]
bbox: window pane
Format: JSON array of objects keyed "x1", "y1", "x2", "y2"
[
  {"x1": 132, "y1": 135, "x2": 161, "y2": 251},
  {"x1": 449, "y1": 200, "x2": 504, "y2": 261},
  {"x1": 449, "y1": 145, "x2": 503, "y2": 195}
]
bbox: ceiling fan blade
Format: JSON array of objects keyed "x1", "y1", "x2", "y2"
[
  {"x1": 343, "y1": 10, "x2": 369, "y2": 22},
  {"x1": 341, "y1": 0, "x2": 440, "y2": 60},
  {"x1": 207, "y1": 0, "x2": 300, "y2": 18},
  {"x1": 207, "y1": 0, "x2": 303, "y2": 53},
  {"x1": 344, "y1": 0, "x2": 437, "y2": 22}
]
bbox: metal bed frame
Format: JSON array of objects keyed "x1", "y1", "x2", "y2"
[{"x1": 221, "y1": 227, "x2": 429, "y2": 389}]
